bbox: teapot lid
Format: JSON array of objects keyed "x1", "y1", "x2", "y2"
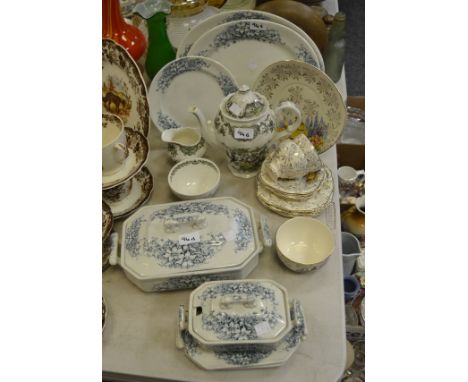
[{"x1": 223, "y1": 85, "x2": 267, "y2": 119}]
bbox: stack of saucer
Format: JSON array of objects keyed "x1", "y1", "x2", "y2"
[
  {"x1": 102, "y1": 113, "x2": 153, "y2": 220},
  {"x1": 256, "y1": 135, "x2": 334, "y2": 217}
]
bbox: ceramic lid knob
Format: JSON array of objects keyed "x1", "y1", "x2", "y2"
[{"x1": 224, "y1": 85, "x2": 266, "y2": 119}]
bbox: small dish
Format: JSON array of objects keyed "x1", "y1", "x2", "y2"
[
  {"x1": 102, "y1": 128, "x2": 149, "y2": 190},
  {"x1": 103, "y1": 167, "x2": 154, "y2": 219},
  {"x1": 102, "y1": 201, "x2": 113, "y2": 242},
  {"x1": 168, "y1": 158, "x2": 220, "y2": 200},
  {"x1": 275, "y1": 217, "x2": 335, "y2": 272}
]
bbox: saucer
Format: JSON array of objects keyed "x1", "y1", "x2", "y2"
[
  {"x1": 258, "y1": 159, "x2": 327, "y2": 200},
  {"x1": 102, "y1": 128, "x2": 149, "y2": 190},
  {"x1": 103, "y1": 167, "x2": 153, "y2": 219},
  {"x1": 257, "y1": 167, "x2": 334, "y2": 217},
  {"x1": 102, "y1": 201, "x2": 113, "y2": 241}
]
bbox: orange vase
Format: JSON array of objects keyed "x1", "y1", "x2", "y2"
[{"x1": 102, "y1": 0, "x2": 147, "y2": 61}]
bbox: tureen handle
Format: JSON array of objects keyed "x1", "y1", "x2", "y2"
[
  {"x1": 260, "y1": 215, "x2": 272, "y2": 248},
  {"x1": 176, "y1": 305, "x2": 186, "y2": 350},
  {"x1": 108, "y1": 232, "x2": 120, "y2": 266},
  {"x1": 272, "y1": 101, "x2": 302, "y2": 143},
  {"x1": 290, "y1": 299, "x2": 308, "y2": 338}
]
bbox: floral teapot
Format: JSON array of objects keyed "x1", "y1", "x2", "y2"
[{"x1": 191, "y1": 85, "x2": 302, "y2": 178}]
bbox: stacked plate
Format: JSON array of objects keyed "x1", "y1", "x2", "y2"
[
  {"x1": 102, "y1": 39, "x2": 154, "y2": 220},
  {"x1": 177, "y1": 10, "x2": 323, "y2": 88},
  {"x1": 177, "y1": 279, "x2": 307, "y2": 370},
  {"x1": 256, "y1": 136, "x2": 334, "y2": 217}
]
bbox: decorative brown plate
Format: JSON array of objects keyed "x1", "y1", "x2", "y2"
[{"x1": 102, "y1": 39, "x2": 149, "y2": 137}]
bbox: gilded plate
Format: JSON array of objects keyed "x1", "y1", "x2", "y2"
[
  {"x1": 253, "y1": 60, "x2": 346, "y2": 154},
  {"x1": 102, "y1": 39, "x2": 149, "y2": 136},
  {"x1": 256, "y1": 167, "x2": 334, "y2": 217}
]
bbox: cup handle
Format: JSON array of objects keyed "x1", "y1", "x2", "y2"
[
  {"x1": 273, "y1": 101, "x2": 302, "y2": 142},
  {"x1": 114, "y1": 143, "x2": 129, "y2": 164}
]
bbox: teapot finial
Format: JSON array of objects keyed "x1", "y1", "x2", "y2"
[{"x1": 224, "y1": 86, "x2": 266, "y2": 119}]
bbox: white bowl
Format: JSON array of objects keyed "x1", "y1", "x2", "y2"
[
  {"x1": 168, "y1": 158, "x2": 220, "y2": 200},
  {"x1": 275, "y1": 217, "x2": 334, "y2": 272}
]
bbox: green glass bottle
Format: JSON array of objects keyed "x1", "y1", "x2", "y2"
[
  {"x1": 145, "y1": 12, "x2": 176, "y2": 80},
  {"x1": 323, "y1": 12, "x2": 346, "y2": 83}
]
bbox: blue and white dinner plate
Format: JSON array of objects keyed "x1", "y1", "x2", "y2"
[{"x1": 148, "y1": 56, "x2": 238, "y2": 132}]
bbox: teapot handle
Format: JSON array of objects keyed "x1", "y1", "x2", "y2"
[{"x1": 273, "y1": 101, "x2": 302, "y2": 142}]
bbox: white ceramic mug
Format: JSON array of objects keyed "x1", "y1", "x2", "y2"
[{"x1": 102, "y1": 113, "x2": 129, "y2": 175}]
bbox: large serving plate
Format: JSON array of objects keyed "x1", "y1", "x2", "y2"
[
  {"x1": 177, "y1": 10, "x2": 324, "y2": 71},
  {"x1": 148, "y1": 56, "x2": 238, "y2": 132},
  {"x1": 188, "y1": 280, "x2": 291, "y2": 350},
  {"x1": 187, "y1": 20, "x2": 318, "y2": 88},
  {"x1": 179, "y1": 298, "x2": 307, "y2": 370},
  {"x1": 102, "y1": 39, "x2": 150, "y2": 137},
  {"x1": 253, "y1": 60, "x2": 347, "y2": 154},
  {"x1": 114, "y1": 197, "x2": 263, "y2": 291}
]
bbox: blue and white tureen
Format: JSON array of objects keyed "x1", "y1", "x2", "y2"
[
  {"x1": 110, "y1": 197, "x2": 268, "y2": 292},
  {"x1": 177, "y1": 279, "x2": 307, "y2": 370}
]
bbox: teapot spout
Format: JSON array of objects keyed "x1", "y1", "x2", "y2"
[{"x1": 190, "y1": 106, "x2": 220, "y2": 149}]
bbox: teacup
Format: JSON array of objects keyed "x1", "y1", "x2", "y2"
[
  {"x1": 102, "y1": 113, "x2": 129, "y2": 175},
  {"x1": 337, "y1": 166, "x2": 364, "y2": 195}
]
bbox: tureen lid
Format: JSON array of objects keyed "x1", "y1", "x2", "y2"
[
  {"x1": 120, "y1": 197, "x2": 261, "y2": 280},
  {"x1": 188, "y1": 279, "x2": 291, "y2": 346},
  {"x1": 223, "y1": 85, "x2": 267, "y2": 119}
]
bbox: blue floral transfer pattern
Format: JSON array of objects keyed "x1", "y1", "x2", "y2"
[
  {"x1": 216, "y1": 73, "x2": 238, "y2": 96},
  {"x1": 214, "y1": 348, "x2": 273, "y2": 366},
  {"x1": 296, "y1": 45, "x2": 318, "y2": 67},
  {"x1": 204, "y1": 21, "x2": 284, "y2": 51},
  {"x1": 152, "y1": 274, "x2": 232, "y2": 292},
  {"x1": 197, "y1": 282, "x2": 278, "y2": 303},
  {"x1": 156, "y1": 58, "x2": 209, "y2": 93},
  {"x1": 157, "y1": 112, "x2": 179, "y2": 130},
  {"x1": 124, "y1": 200, "x2": 254, "y2": 268},
  {"x1": 202, "y1": 309, "x2": 282, "y2": 341}
]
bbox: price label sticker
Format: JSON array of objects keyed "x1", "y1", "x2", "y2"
[
  {"x1": 178, "y1": 232, "x2": 200, "y2": 245},
  {"x1": 254, "y1": 321, "x2": 272, "y2": 337},
  {"x1": 229, "y1": 103, "x2": 243, "y2": 117},
  {"x1": 234, "y1": 128, "x2": 254, "y2": 140}
]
